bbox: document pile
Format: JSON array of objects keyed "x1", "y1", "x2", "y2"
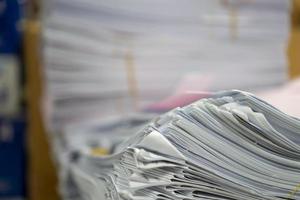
[
  {"x1": 54, "y1": 114, "x2": 155, "y2": 200},
  {"x1": 42, "y1": 0, "x2": 291, "y2": 131},
  {"x1": 68, "y1": 90, "x2": 300, "y2": 200}
]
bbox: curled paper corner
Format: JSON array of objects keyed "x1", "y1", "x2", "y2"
[{"x1": 137, "y1": 130, "x2": 185, "y2": 160}]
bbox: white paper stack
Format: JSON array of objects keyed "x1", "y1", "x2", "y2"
[
  {"x1": 53, "y1": 114, "x2": 155, "y2": 200},
  {"x1": 68, "y1": 90, "x2": 300, "y2": 200},
  {"x1": 42, "y1": 0, "x2": 291, "y2": 131}
]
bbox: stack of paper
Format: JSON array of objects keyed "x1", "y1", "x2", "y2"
[
  {"x1": 53, "y1": 114, "x2": 154, "y2": 200},
  {"x1": 67, "y1": 90, "x2": 300, "y2": 200},
  {"x1": 42, "y1": 0, "x2": 291, "y2": 131}
]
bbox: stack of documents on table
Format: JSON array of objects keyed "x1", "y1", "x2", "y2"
[
  {"x1": 42, "y1": 0, "x2": 291, "y2": 132},
  {"x1": 68, "y1": 90, "x2": 300, "y2": 200}
]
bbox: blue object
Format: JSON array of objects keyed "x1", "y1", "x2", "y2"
[
  {"x1": 0, "y1": 117, "x2": 26, "y2": 198},
  {"x1": 0, "y1": 0, "x2": 23, "y2": 54}
]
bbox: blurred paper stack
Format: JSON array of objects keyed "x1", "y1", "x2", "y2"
[{"x1": 42, "y1": 0, "x2": 291, "y2": 132}]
